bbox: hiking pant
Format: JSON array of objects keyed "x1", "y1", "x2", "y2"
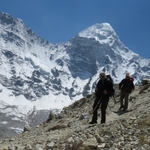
[
  {"x1": 92, "y1": 96, "x2": 109, "y2": 123},
  {"x1": 120, "y1": 91, "x2": 130, "y2": 109}
]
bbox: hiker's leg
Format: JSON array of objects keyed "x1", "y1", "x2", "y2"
[
  {"x1": 124, "y1": 92, "x2": 129, "y2": 110},
  {"x1": 120, "y1": 91, "x2": 125, "y2": 108},
  {"x1": 113, "y1": 95, "x2": 116, "y2": 103},
  {"x1": 91, "y1": 97, "x2": 100, "y2": 123},
  {"x1": 101, "y1": 98, "x2": 109, "y2": 123}
]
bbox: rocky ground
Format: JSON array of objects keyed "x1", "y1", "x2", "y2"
[{"x1": 0, "y1": 83, "x2": 150, "y2": 150}]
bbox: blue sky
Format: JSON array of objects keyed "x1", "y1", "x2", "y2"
[{"x1": 0, "y1": 0, "x2": 150, "y2": 58}]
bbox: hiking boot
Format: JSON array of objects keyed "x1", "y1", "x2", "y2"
[
  {"x1": 89, "y1": 121, "x2": 97, "y2": 124},
  {"x1": 101, "y1": 121, "x2": 105, "y2": 124},
  {"x1": 123, "y1": 108, "x2": 127, "y2": 111},
  {"x1": 119, "y1": 106, "x2": 124, "y2": 110}
]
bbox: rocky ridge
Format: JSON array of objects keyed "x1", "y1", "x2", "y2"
[{"x1": 0, "y1": 81, "x2": 150, "y2": 150}]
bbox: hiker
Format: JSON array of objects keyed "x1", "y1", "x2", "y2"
[
  {"x1": 89, "y1": 72, "x2": 113, "y2": 124},
  {"x1": 119, "y1": 72, "x2": 135, "y2": 111}
]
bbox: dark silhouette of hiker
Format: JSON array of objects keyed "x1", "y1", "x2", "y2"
[
  {"x1": 89, "y1": 72, "x2": 113, "y2": 124},
  {"x1": 119, "y1": 72, "x2": 135, "y2": 111}
]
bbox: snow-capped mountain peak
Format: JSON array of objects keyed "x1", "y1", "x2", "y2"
[{"x1": 78, "y1": 23, "x2": 116, "y2": 42}]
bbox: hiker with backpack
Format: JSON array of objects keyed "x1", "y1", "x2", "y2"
[
  {"x1": 119, "y1": 72, "x2": 135, "y2": 111},
  {"x1": 89, "y1": 72, "x2": 113, "y2": 124}
]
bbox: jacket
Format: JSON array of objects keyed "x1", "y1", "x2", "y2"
[
  {"x1": 119, "y1": 78, "x2": 134, "y2": 93},
  {"x1": 95, "y1": 78, "x2": 113, "y2": 98}
]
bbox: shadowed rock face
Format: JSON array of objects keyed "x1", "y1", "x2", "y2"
[
  {"x1": 0, "y1": 126, "x2": 17, "y2": 138},
  {"x1": 0, "y1": 107, "x2": 50, "y2": 138}
]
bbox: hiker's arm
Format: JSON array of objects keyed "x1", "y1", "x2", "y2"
[
  {"x1": 106, "y1": 81, "x2": 113, "y2": 95},
  {"x1": 95, "y1": 88, "x2": 98, "y2": 93},
  {"x1": 131, "y1": 82, "x2": 135, "y2": 91},
  {"x1": 119, "y1": 80, "x2": 123, "y2": 90},
  {"x1": 133, "y1": 84, "x2": 135, "y2": 90}
]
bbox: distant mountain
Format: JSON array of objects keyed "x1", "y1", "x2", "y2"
[{"x1": 0, "y1": 12, "x2": 150, "y2": 137}]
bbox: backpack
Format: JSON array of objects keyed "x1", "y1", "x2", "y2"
[
  {"x1": 130, "y1": 77, "x2": 134, "y2": 81},
  {"x1": 106, "y1": 75, "x2": 115, "y2": 97}
]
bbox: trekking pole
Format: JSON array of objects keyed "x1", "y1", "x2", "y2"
[{"x1": 89, "y1": 95, "x2": 103, "y2": 115}]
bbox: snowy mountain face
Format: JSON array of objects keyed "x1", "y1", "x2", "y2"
[{"x1": 0, "y1": 12, "x2": 150, "y2": 137}]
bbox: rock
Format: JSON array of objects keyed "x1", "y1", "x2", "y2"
[
  {"x1": 141, "y1": 79, "x2": 150, "y2": 85},
  {"x1": 81, "y1": 137, "x2": 98, "y2": 149},
  {"x1": 139, "y1": 83, "x2": 150, "y2": 94},
  {"x1": 24, "y1": 144, "x2": 32, "y2": 150},
  {"x1": 46, "y1": 141, "x2": 55, "y2": 149},
  {"x1": 23, "y1": 124, "x2": 31, "y2": 132}
]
